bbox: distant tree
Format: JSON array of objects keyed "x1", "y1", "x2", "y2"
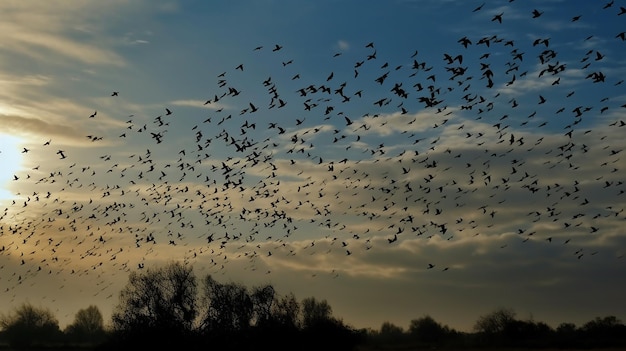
[
  {"x1": 250, "y1": 290, "x2": 301, "y2": 351},
  {"x1": 379, "y1": 321, "x2": 405, "y2": 340},
  {"x1": 250, "y1": 284, "x2": 276, "y2": 327},
  {"x1": 0, "y1": 302, "x2": 62, "y2": 349},
  {"x1": 370, "y1": 321, "x2": 408, "y2": 348},
  {"x1": 197, "y1": 275, "x2": 254, "y2": 334},
  {"x1": 64, "y1": 305, "x2": 106, "y2": 343},
  {"x1": 582, "y1": 315, "x2": 622, "y2": 332},
  {"x1": 501, "y1": 318, "x2": 553, "y2": 346},
  {"x1": 555, "y1": 322, "x2": 579, "y2": 347},
  {"x1": 269, "y1": 292, "x2": 301, "y2": 330},
  {"x1": 473, "y1": 307, "x2": 516, "y2": 335},
  {"x1": 299, "y1": 297, "x2": 360, "y2": 351},
  {"x1": 300, "y1": 297, "x2": 333, "y2": 329},
  {"x1": 380, "y1": 321, "x2": 404, "y2": 334},
  {"x1": 110, "y1": 261, "x2": 197, "y2": 346},
  {"x1": 472, "y1": 307, "x2": 519, "y2": 346},
  {"x1": 556, "y1": 322, "x2": 577, "y2": 334},
  {"x1": 581, "y1": 315, "x2": 626, "y2": 346},
  {"x1": 409, "y1": 314, "x2": 450, "y2": 343}
]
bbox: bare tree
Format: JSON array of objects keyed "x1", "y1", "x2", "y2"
[
  {"x1": 251, "y1": 284, "x2": 275, "y2": 326},
  {"x1": 110, "y1": 261, "x2": 197, "y2": 337},
  {"x1": 409, "y1": 314, "x2": 451, "y2": 343},
  {"x1": 271, "y1": 292, "x2": 301, "y2": 329},
  {"x1": 0, "y1": 302, "x2": 61, "y2": 349},
  {"x1": 301, "y1": 297, "x2": 333, "y2": 329},
  {"x1": 64, "y1": 305, "x2": 106, "y2": 342},
  {"x1": 474, "y1": 307, "x2": 517, "y2": 334},
  {"x1": 198, "y1": 275, "x2": 253, "y2": 334},
  {"x1": 380, "y1": 321, "x2": 403, "y2": 334}
]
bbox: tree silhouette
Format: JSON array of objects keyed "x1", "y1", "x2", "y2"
[
  {"x1": 301, "y1": 297, "x2": 333, "y2": 329},
  {"x1": 250, "y1": 284, "x2": 276, "y2": 327},
  {"x1": 581, "y1": 315, "x2": 626, "y2": 347},
  {"x1": 64, "y1": 305, "x2": 106, "y2": 343},
  {"x1": 110, "y1": 261, "x2": 197, "y2": 347},
  {"x1": 473, "y1": 307, "x2": 517, "y2": 335},
  {"x1": 197, "y1": 275, "x2": 254, "y2": 335},
  {"x1": 298, "y1": 297, "x2": 360, "y2": 351},
  {"x1": 270, "y1": 292, "x2": 301, "y2": 330},
  {"x1": 2, "y1": 292, "x2": 625, "y2": 350},
  {"x1": 409, "y1": 314, "x2": 453, "y2": 344},
  {"x1": 0, "y1": 302, "x2": 62, "y2": 349}
]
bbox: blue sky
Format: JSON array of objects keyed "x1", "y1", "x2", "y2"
[{"x1": 1, "y1": 0, "x2": 625, "y2": 332}]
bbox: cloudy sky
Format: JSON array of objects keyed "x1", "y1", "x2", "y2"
[{"x1": 1, "y1": 0, "x2": 625, "y2": 332}]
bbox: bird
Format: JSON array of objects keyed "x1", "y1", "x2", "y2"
[
  {"x1": 249, "y1": 103, "x2": 258, "y2": 113},
  {"x1": 472, "y1": 2, "x2": 485, "y2": 12},
  {"x1": 492, "y1": 12, "x2": 503, "y2": 23},
  {"x1": 538, "y1": 95, "x2": 546, "y2": 104}
]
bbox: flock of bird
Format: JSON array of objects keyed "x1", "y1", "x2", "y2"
[{"x1": 1, "y1": 1, "x2": 625, "y2": 304}]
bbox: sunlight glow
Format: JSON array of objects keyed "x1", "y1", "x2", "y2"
[{"x1": 0, "y1": 134, "x2": 23, "y2": 202}]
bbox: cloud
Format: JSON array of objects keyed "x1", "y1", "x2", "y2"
[
  {"x1": 0, "y1": 0, "x2": 132, "y2": 67},
  {"x1": 337, "y1": 40, "x2": 350, "y2": 51},
  {"x1": 0, "y1": 115, "x2": 82, "y2": 141},
  {"x1": 171, "y1": 99, "x2": 230, "y2": 111}
]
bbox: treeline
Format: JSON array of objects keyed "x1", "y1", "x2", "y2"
[
  {"x1": 0, "y1": 261, "x2": 360, "y2": 351},
  {"x1": 366, "y1": 308, "x2": 626, "y2": 350},
  {"x1": 0, "y1": 261, "x2": 624, "y2": 350}
]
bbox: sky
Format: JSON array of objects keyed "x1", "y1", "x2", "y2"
[{"x1": 0, "y1": 0, "x2": 625, "y2": 333}]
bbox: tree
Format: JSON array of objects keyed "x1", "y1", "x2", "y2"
[
  {"x1": 380, "y1": 321, "x2": 404, "y2": 336},
  {"x1": 409, "y1": 314, "x2": 449, "y2": 343},
  {"x1": 473, "y1": 307, "x2": 519, "y2": 346},
  {"x1": 65, "y1": 305, "x2": 106, "y2": 343},
  {"x1": 299, "y1": 297, "x2": 360, "y2": 351},
  {"x1": 581, "y1": 315, "x2": 626, "y2": 345},
  {"x1": 270, "y1": 292, "x2": 301, "y2": 330},
  {"x1": 110, "y1": 261, "x2": 197, "y2": 346},
  {"x1": 301, "y1": 297, "x2": 333, "y2": 329},
  {"x1": 555, "y1": 322, "x2": 579, "y2": 348},
  {"x1": 197, "y1": 275, "x2": 254, "y2": 334},
  {"x1": 473, "y1": 307, "x2": 517, "y2": 335},
  {"x1": 377, "y1": 321, "x2": 406, "y2": 344},
  {"x1": 0, "y1": 302, "x2": 62, "y2": 349},
  {"x1": 250, "y1": 284, "x2": 275, "y2": 327}
]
